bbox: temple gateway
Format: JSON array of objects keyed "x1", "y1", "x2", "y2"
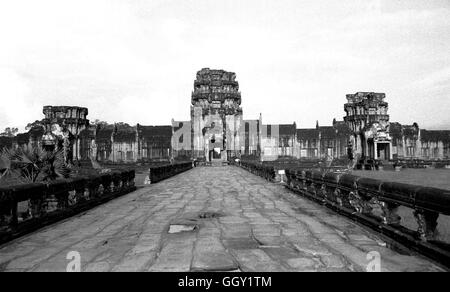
[
  {"x1": 344, "y1": 92, "x2": 392, "y2": 161},
  {"x1": 2, "y1": 68, "x2": 449, "y2": 164},
  {"x1": 189, "y1": 68, "x2": 243, "y2": 163}
]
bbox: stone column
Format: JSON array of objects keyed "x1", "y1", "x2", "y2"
[
  {"x1": 77, "y1": 138, "x2": 81, "y2": 160},
  {"x1": 135, "y1": 129, "x2": 140, "y2": 162},
  {"x1": 402, "y1": 136, "x2": 406, "y2": 157},
  {"x1": 356, "y1": 134, "x2": 362, "y2": 158},
  {"x1": 374, "y1": 142, "x2": 378, "y2": 160},
  {"x1": 389, "y1": 142, "x2": 393, "y2": 160}
]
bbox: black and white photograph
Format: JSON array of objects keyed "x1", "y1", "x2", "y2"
[{"x1": 0, "y1": 0, "x2": 449, "y2": 277}]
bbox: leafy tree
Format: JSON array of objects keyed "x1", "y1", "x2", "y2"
[
  {"x1": 0, "y1": 127, "x2": 19, "y2": 137},
  {"x1": 114, "y1": 122, "x2": 133, "y2": 131},
  {"x1": 25, "y1": 120, "x2": 45, "y2": 131},
  {"x1": 0, "y1": 148, "x2": 14, "y2": 179},
  {"x1": 115, "y1": 122, "x2": 130, "y2": 127},
  {"x1": 91, "y1": 119, "x2": 109, "y2": 127}
]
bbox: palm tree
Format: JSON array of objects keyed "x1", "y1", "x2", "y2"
[
  {"x1": 0, "y1": 146, "x2": 71, "y2": 184},
  {"x1": 0, "y1": 147, "x2": 15, "y2": 180}
]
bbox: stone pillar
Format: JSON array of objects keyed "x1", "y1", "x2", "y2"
[
  {"x1": 72, "y1": 141, "x2": 77, "y2": 161},
  {"x1": 77, "y1": 138, "x2": 81, "y2": 160},
  {"x1": 135, "y1": 129, "x2": 140, "y2": 162},
  {"x1": 374, "y1": 142, "x2": 378, "y2": 160},
  {"x1": 356, "y1": 134, "x2": 362, "y2": 158},
  {"x1": 317, "y1": 134, "x2": 321, "y2": 159},
  {"x1": 362, "y1": 136, "x2": 367, "y2": 158},
  {"x1": 389, "y1": 142, "x2": 393, "y2": 160},
  {"x1": 402, "y1": 136, "x2": 406, "y2": 158}
]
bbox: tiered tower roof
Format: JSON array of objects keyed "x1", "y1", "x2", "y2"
[{"x1": 191, "y1": 68, "x2": 241, "y2": 105}]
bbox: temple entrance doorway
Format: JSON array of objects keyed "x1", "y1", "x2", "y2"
[
  {"x1": 376, "y1": 142, "x2": 390, "y2": 161},
  {"x1": 209, "y1": 148, "x2": 221, "y2": 160},
  {"x1": 213, "y1": 147, "x2": 221, "y2": 159}
]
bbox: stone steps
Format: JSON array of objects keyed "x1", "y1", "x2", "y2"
[{"x1": 209, "y1": 160, "x2": 228, "y2": 167}]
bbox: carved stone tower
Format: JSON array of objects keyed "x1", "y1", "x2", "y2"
[
  {"x1": 42, "y1": 106, "x2": 89, "y2": 163},
  {"x1": 190, "y1": 68, "x2": 243, "y2": 162},
  {"x1": 344, "y1": 92, "x2": 392, "y2": 161}
]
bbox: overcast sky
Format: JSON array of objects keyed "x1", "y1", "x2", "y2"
[{"x1": 1, "y1": 0, "x2": 449, "y2": 132}]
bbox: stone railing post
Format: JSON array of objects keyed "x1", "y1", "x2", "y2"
[
  {"x1": 83, "y1": 187, "x2": 90, "y2": 200},
  {"x1": 100, "y1": 173, "x2": 112, "y2": 195},
  {"x1": 46, "y1": 181, "x2": 69, "y2": 212},
  {"x1": 29, "y1": 197, "x2": 43, "y2": 218},
  {"x1": 121, "y1": 172, "x2": 128, "y2": 189},
  {"x1": 414, "y1": 209, "x2": 439, "y2": 241},
  {"x1": 98, "y1": 184, "x2": 105, "y2": 196},
  {"x1": 378, "y1": 201, "x2": 401, "y2": 225},
  {"x1": 73, "y1": 178, "x2": 87, "y2": 203},
  {"x1": 299, "y1": 170, "x2": 307, "y2": 192},
  {"x1": 112, "y1": 173, "x2": 121, "y2": 193},
  {"x1": 10, "y1": 201, "x2": 18, "y2": 227},
  {"x1": 129, "y1": 170, "x2": 135, "y2": 187},
  {"x1": 337, "y1": 174, "x2": 360, "y2": 210},
  {"x1": 334, "y1": 189, "x2": 343, "y2": 206},
  {"x1": 68, "y1": 190, "x2": 77, "y2": 206}
]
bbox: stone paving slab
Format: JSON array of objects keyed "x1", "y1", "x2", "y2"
[{"x1": 0, "y1": 166, "x2": 445, "y2": 272}]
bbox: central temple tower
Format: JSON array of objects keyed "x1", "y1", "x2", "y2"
[{"x1": 191, "y1": 68, "x2": 243, "y2": 162}]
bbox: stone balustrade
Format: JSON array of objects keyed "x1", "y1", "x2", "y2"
[
  {"x1": 148, "y1": 162, "x2": 193, "y2": 184},
  {"x1": 0, "y1": 170, "x2": 135, "y2": 244},
  {"x1": 391, "y1": 158, "x2": 450, "y2": 169},
  {"x1": 284, "y1": 167, "x2": 450, "y2": 266},
  {"x1": 239, "y1": 161, "x2": 276, "y2": 182},
  {"x1": 239, "y1": 161, "x2": 450, "y2": 266}
]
